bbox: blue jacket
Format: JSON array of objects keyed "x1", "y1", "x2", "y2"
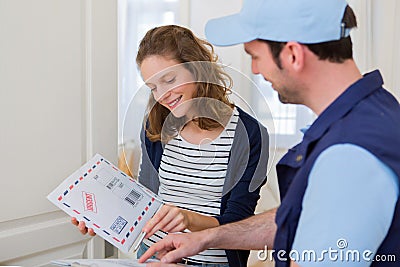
[
  {"x1": 138, "y1": 106, "x2": 269, "y2": 267},
  {"x1": 274, "y1": 70, "x2": 400, "y2": 266}
]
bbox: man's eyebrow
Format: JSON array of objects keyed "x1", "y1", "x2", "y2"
[
  {"x1": 244, "y1": 47, "x2": 252, "y2": 55},
  {"x1": 145, "y1": 82, "x2": 155, "y2": 88}
]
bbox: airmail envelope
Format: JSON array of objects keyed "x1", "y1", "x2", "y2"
[{"x1": 47, "y1": 154, "x2": 163, "y2": 253}]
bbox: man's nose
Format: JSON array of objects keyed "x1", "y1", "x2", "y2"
[{"x1": 251, "y1": 60, "x2": 259, "y2": 74}]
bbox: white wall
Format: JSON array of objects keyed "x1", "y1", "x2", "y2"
[
  {"x1": 189, "y1": 0, "x2": 254, "y2": 102},
  {"x1": 349, "y1": 0, "x2": 400, "y2": 99},
  {"x1": 0, "y1": 0, "x2": 117, "y2": 266}
]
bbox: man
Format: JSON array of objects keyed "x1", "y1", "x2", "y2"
[{"x1": 139, "y1": 0, "x2": 400, "y2": 266}]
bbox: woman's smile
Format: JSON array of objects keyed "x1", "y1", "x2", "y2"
[{"x1": 166, "y1": 95, "x2": 182, "y2": 109}]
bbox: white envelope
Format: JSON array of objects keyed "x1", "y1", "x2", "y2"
[
  {"x1": 47, "y1": 154, "x2": 163, "y2": 253},
  {"x1": 50, "y1": 259, "x2": 159, "y2": 266}
]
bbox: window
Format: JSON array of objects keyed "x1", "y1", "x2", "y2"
[
  {"x1": 118, "y1": 0, "x2": 183, "y2": 144},
  {"x1": 118, "y1": 0, "x2": 184, "y2": 178},
  {"x1": 252, "y1": 75, "x2": 316, "y2": 149}
]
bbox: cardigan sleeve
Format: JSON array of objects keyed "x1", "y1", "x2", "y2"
[
  {"x1": 214, "y1": 109, "x2": 269, "y2": 225},
  {"x1": 137, "y1": 127, "x2": 162, "y2": 194}
]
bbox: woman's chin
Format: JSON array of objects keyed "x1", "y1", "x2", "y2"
[
  {"x1": 170, "y1": 105, "x2": 189, "y2": 118},
  {"x1": 170, "y1": 110, "x2": 186, "y2": 118}
]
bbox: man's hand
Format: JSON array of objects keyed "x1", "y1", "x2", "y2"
[
  {"x1": 138, "y1": 231, "x2": 208, "y2": 263},
  {"x1": 139, "y1": 208, "x2": 278, "y2": 264},
  {"x1": 145, "y1": 264, "x2": 181, "y2": 267}
]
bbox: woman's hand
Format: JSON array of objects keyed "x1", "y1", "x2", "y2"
[
  {"x1": 71, "y1": 217, "x2": 96, "y2": 236},
  {"x1": 142, "y1": 204, "x2": 190, "y2": 238}
]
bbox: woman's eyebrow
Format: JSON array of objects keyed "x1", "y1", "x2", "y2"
[
  {"x1": 145, "y1": 69, "x2": 180, "y2": 86},
  {"x1": 158, "y1": 70, "x2": 177, "y2": 81}
]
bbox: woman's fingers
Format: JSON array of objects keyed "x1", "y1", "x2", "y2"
[
  {"x1": 78, "y1": 220, "x2": 88, "y2": 234},
  {"x1": 163, "y1": 215, "x2": 186, "y2": 233},
  {"x1": 71, "y1": 217, "x2": 79, "y2": 226},
  {"x1": 87, "y1": 227, "x2": 96, "y2": 236},
  {"x1": 144, "y1": 205, "x2": 188, "y2": 238},
  {"x1": 71, "y1": 217, "x2": 96, "y2": 236}
]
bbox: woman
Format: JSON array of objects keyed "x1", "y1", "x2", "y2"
[
  {"x1": 136, "y1": 25, "x2": 270, "y2": 267},
  {"x1": 73, "y1": 25, "x2": 269, "y2": 267}
]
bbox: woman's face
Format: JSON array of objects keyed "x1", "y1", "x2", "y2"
[{"x1": 140, "y1": 55, "x2": 197, "y2": 118}]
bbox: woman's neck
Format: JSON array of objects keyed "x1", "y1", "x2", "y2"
[{"x1": 179, "y1": 120, "x2": 224, "y2": 145}]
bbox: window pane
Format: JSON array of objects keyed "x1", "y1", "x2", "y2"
[
  {"x1": 118, "y1": 0, "x2": 181, "y2": 145},
  {"x1": 253, "y1": 75, "x2": 315, "y2": 148}
]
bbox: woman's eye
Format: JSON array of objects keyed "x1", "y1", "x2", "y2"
[
  {"x1": 147, "y1": 85, "x2": 156, "y2": 92},
  {"x1": 166, "y1": 77, "x2": 176, "y2": 84}
]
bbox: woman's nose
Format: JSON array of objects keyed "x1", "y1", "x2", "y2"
[{"x1": 155, "y1": 88, "x2": 171, "y2": 102}]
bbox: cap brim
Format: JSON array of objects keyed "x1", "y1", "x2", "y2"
[{"x1": 205, "y1": 14, "x2": 256, "y2": 46}]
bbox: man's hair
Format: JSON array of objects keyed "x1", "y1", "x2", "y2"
[{"x1": 262, "y1": 5, "x2": 357, "y2": 68}]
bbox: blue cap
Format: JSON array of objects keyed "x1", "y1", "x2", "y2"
[{"x1": 205, "y1": 0, "x2": 350, "y2": 46}]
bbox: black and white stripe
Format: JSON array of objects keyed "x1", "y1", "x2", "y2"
[{"x1": 143, "y1": 108, "x2": 239, "y2": 263}]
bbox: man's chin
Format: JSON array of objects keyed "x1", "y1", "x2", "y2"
[{"x1": 278, "y1": 94, "x2": 289, "y2": 104}]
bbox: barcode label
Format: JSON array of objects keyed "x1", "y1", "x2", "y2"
[
  {"x1": 107, "y1": 177, "x2": 119, "y2": 190},
  {"x1": 124, "y1": 189, "x2": 142, "y2": 207}
]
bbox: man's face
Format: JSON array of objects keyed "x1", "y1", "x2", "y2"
[{"x1": 244, "y1": 40, "x2": 299, "y2": 104}]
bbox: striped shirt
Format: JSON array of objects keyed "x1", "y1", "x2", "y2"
[{"x1": 142, "y1": 107, "x2": 239, "y2": 264}]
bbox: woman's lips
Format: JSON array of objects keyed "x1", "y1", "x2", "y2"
[{"x1": 167, "y1": 95, "x2": 182, "y2": 109}]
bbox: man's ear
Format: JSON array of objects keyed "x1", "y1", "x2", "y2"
[{"x1": 282, "y1": 41, "x2": 305, "y2": 72}]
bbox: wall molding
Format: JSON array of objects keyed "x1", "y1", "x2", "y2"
[
  {"x1": 0, "y1": 0, "x2": 118, "y2": 265},
  {"x1": 0, "y1": 211, "x2": 90, "y2": 265}
]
